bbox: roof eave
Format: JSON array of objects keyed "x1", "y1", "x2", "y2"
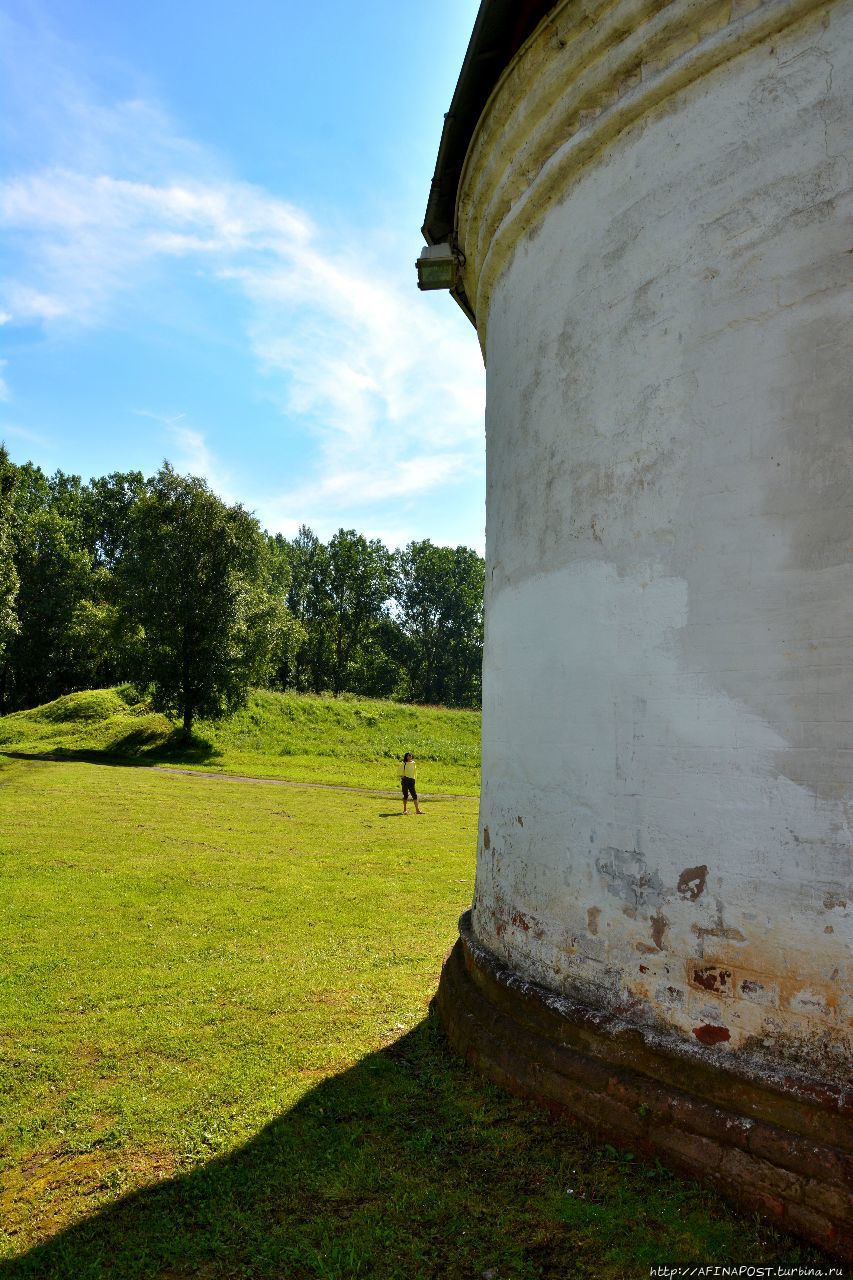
[{"x1": 421, "y1": 0, "x2": 559, "y2": 257}]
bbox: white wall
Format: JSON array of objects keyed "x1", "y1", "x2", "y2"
[{"x1": 469, "y1": 3, "x2": 853, "y2": 1075}]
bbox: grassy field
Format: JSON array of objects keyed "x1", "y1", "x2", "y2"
[
  {"x1": 0, "y1": 752, "x2": 826, "y2": 1278},
  {"x1": 0, "y1": 688, "x2": 481, "y2": 795}
]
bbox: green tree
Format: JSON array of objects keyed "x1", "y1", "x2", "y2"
[
  {"x1": 70, "y1": 470, "x2": 147, "y2": 690},
  {"x1": 0, "y1": 462, "x2": 106, "y2": 711},
  {"x1": 116, "y1": 464, "x2": 287, "y2": 734},
  {"x1": 257, "y1": 533, "x2": 305, "y2": 694},
  {"x1": 324, "y1": 529, "x2": 392, "y2": 696},
  {"x1": 0, "y1": 447, "x2": 20, "y2": 670},
  {"x1": 278, "y1": 526, "x2": 327, "y2": 691},
  {"x1": 393, "y1": 540, "x2": 484, "y2": 707},
  {"x1": 278, "y1": 527, "x2": 393, "y2": 696},
  {"x1": 84, "y1": 471, "x2": 146, "y2": 570}
]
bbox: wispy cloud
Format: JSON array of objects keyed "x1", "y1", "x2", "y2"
[
  {"x1": 133, "y1": 410, "x2": 234, "y2": 500},
  {"x1": 0, "y1": 16, "x2": 485, "y2": 539},
  {"x1": 0, "y1": 422, "x2": 51, "y2": 448},
  {"x1": 0, "y1": 168, "x2": 483, "y2": 480}
]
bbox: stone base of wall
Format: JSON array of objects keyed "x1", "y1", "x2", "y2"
[{"x1": 435, "y1": 912, "x2": 853, "y2": 1262}]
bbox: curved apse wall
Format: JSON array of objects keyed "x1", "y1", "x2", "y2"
[
  {"x1": 431, "y1": 2, "x2": 853, "y2": 1251},
  {"x1": 456, "y1": 0, "x2": 853, "y2": 1079}
]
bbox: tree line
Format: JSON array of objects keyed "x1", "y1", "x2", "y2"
[{"x1": 0, "y1": 448, "x2": 484, "y2": 730}]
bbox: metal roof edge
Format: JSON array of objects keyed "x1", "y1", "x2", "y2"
[{"x1": 421, "y1": 0, "x2": 559, "y2": 250}]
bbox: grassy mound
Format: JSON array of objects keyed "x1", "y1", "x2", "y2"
[{"x1": 0, "y1": 687, "x2": 481, "y2": 794}]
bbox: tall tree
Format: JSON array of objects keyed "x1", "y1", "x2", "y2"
[
  {"x1": 0, "y1": 447, "x2": 20, "y2": 672},
  {"x1": 260, "y1": 533, "x2": 305, "y2": 692},
  {"x1": 393, "y1": 540, "x2": 484, "y2": 707},
  {"x1": 116, "y1": 464, "x2": 287, "y2": 734},
  {"x1": 84, "y1": 471, "x2": 146, "y2": 570},
  {"x1": 280, "y1": 525, "x2": 330, "y2": 692},
  {"x1": 324, "y1": 529, "x2": 392, "y2": 696},
  {"x1": 0, "y1": 463, "x2": 105, "y2": 711}
]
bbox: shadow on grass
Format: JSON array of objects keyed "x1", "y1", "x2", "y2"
[
  {"x1": 140, "y1": 729, "x2": 221, "y2": 766},
  {"x1": 0, "y1": 730, "x2": 220, "y2": 771},
  {"x1": 0, "y1": 1017, "x2": 820, "y2": 1280}
]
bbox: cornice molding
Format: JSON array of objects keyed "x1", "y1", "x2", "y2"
[{"x1": 456, "y1": 0, "x2": 834, "y2": 350}]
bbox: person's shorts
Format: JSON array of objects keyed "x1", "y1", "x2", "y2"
[{"x1": 401, "y1": 776, "x2": 417, "y2": 800}]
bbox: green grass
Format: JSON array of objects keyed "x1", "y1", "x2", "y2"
[
  {"x1": 0, "y1": 687, "x2": 481, "y2": 795},
  {"x1": 0, "y1": 756, "x2": 826, "y2": 1278}
]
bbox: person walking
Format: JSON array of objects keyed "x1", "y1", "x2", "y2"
[{"x1": 400, "y1": 752, "x2": 422, "y2": 814}]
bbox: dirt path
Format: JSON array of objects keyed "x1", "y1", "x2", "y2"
[
  {"x1": 150, "y1": 764, "x2": 470, "y2": 801},
  {"x1": 2, "y1": 752, "x2": 474, "y2": 802}
]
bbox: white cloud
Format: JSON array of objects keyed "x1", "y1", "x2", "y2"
[
  {"x1": 267, "y1": 451, "x2": 476, "y2": 513},
  {"x1": 133, "y1": 409, "x2": 235, "y2": 500},
  {"x1": 0, "y1": 422, "x2": 50, "y2": 448},
  {"x1": 0, "y1": 22, "x2": 485, "y2": 539},
  {"x1": 2, "y1": 284, "x2": 69, "y2": 322},
  {"x1": 168, "y1": 424, "x2": 223, "y2": 486}
]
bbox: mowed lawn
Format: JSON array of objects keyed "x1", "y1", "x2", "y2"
[{"x1": 0, "y1": 757, "x2": 824, "y2": 1278}]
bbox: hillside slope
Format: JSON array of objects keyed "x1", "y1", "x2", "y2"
[{"x1": 0, "y1": 687, "x2": 481, "y2": 795}]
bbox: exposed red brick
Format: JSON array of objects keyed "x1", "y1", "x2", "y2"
[
  {"x1": 650, "y1": 911, "x2": 668, "y2": 949},
  {"x1": 719, "y1": 1146, "x2": 803, "y2": 1201},
  {"x1": 802, "y1": 1177, "x2": 853, "y2": 1222},
  {"x1": 669, "y1": 1094, "x2": 752, "y2": 1150},
  {"x1": 434, "y1": 924, "x2": 853, "y2": 1264},
  {"x1": 693, "y1": 1023, "x2": 731, "y2": 1045},
  {"x1": 692, "y1": 922, "x2": 746, "y2": 943},
  {"x1": 692, "y1": 966, "x2": 733, "y2": 995},
  {"x1": 605, "y1": 1074, "x2": 643, "y2": 1108},
  {"x1": 577, "y1": 1088, "x2": 648, "y2": 1142},
  {"x1": 779, "y1": 1075, "x2": 843, "y2": 1110},
  {"x1": 677, "y1": 865, "x2": 708, "y2": 900},
  {"x1": 784, "y1": 1202, "x2": 838, "y2": 1250},
  {"x1": 649, "y1": 1126, "x2": 723, "y2": 1173},
  {"x1": 750, "y1": 1191, "x2": 787, "y2": 1222},
  {"x1": 748, "y1": 1125, "x2": 853, "y2": 1185}
]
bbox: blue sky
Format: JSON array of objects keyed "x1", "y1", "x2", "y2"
[{"x1": 0, "y1": 0, "x2": 486, "y2": 549}]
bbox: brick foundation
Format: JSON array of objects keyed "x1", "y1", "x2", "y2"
[{"x1": 435, "y1": 912, "x2": 853, "y2": 1262}]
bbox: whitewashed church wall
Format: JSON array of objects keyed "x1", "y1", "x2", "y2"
[{"x1": 465, "y1": 0, "x2": 853, "y2": 1074}]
